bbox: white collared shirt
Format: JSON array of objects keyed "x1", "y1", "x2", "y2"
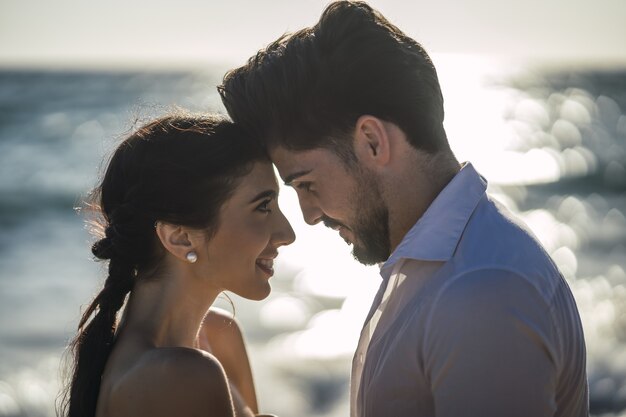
[{"x1": 350, "y1": 163, "x2": 588, "y2": 417}]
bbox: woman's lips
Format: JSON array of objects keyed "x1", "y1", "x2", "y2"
[{"x1": 256, "y1": 258, "x2": 275, "y2": 276}]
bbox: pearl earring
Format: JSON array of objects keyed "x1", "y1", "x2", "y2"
[{"x1": 186, "y1": 251, "x2": 198, "y2": 263}]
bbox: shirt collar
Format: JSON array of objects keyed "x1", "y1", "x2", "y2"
[{"x1": 380, "y1": 162, "x2": 487, "y2": 278}]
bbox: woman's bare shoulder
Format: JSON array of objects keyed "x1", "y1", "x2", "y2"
[
  {"x1": 201, "y1": 308, "x2": 244, "y2": 343},
  {"x1": 203, "y1": 307, "x2": 238, "y2": 328},
  {"x1": 110, "y1": 347, "x2": 234, "y2": 417}
]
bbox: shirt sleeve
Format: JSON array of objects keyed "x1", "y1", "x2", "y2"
[{"x1": 423, "y1": 268, "x2": 558, "y2": 417}]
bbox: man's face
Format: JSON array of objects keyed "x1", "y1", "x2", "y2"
[{"x1": 270, "y1": 146, "x2": 390, "y2": 265}]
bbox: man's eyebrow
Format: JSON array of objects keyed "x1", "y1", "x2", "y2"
[
  {"x1": 248, "y1": 189, "x2": 277, "y2": 204},
  {"x1": 284, "y1": 170, "x2": 312, "y2": 186}
]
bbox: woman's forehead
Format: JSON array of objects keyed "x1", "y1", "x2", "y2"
[{"x1": 233, "y1": 161, "x2": 278, "y2": 198}]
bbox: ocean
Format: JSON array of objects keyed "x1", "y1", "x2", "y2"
[{"x1": 0, "y1": 60, "x2": 624, "y2": 417}]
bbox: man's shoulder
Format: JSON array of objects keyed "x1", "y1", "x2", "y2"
[
  {"x1": 455, "y1": 194, "x2": 560, "y2": 282},
  {"x1": 465, "y1": 193, "x2": 542, "y2": 247}
]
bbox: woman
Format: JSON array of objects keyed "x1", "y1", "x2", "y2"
[{"x1": 59, "y1": 113, "x2": 295, "y2": 417}]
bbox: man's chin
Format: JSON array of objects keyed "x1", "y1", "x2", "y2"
[{"x1": 352, "y1": 244, "x2": 388, "y2": 266}]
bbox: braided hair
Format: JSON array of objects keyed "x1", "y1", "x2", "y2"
[{"x1": 60, "y1": 113, "x2": 267, "y2": 417}]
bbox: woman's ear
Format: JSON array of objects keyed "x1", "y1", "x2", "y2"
[
  {"x1": 155, "y1": 222, "x2": 195, "y2": 263},
  {"x1": 353, "y1": 115, "x2": 391, "y2": 168}
]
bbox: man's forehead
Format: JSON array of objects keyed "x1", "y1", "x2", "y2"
[
  {"x1": 269, "y1": 146, "x2": 313, "y2": 177},
  {"x1": 269, "y1": 146, "x2": 346, "y2": 182},
  {"x1": 266, "y1": 146, "x2": 291, "y2": 179},
  {"x1": 269, "y1": 146, "x2": 330, "y2": 165}
]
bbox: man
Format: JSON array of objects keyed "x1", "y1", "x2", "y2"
[{"x1": 218, "y1": 1, "x2": 589, "y2": 416}]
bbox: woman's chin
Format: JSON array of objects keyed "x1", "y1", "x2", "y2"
[{"x1": 233, "y1": 283, "x2": 272, "y2": 301}]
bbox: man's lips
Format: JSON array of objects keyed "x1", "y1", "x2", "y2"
[
  {"x1": 322, "y1": 217, "x2": 348, "y2": 231},
  {"x1": 322, "y1": 217, "x2": 352, "y2": 242},
  {"x1": 338, "y1": 226, "x2": 352, "y2": 244}
]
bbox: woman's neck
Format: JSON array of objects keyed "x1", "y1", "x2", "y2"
[{"x1": 120, "y1": 271, "x2": 220, "y2": 349}]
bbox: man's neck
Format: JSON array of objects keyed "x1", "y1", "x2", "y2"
[{"x1": 386, "y1": 150, "x2": 460, "y2": 252}]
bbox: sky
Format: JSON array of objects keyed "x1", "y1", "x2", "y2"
[{"x1": 1, "y1": 0, "x2": 625, "y2": 69}]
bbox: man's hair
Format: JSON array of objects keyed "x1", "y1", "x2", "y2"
[{"x1": 218, "y1": 0, "x2": 449, "y2": 160}]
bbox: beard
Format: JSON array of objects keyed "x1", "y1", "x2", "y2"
[{"x1": 324, "y1": 167, "x2": 391, "y2": 265}]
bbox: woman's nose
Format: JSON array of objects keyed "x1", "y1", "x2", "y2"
[{"x1": 274, "y1": 208, "x2": 296, "y2": 247}]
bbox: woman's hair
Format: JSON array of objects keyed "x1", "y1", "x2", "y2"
[{"x1": 59, "y1": 113, "x2": 267, "y2": 417}]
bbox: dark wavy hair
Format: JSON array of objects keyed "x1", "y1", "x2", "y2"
[
  {"x1": 58, "y1": 113, "x2": 267, "y2": 417},
  {"x1": 218, "y1": 0, "x2": 450, "y2": 162}
]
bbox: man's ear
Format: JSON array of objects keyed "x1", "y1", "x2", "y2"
[
  {"x1": 353, "y1": 115, "x2": 391, "y2": 168},
  {"x1": 155, "y1": 222, "x2": 195, "y2": 263}
]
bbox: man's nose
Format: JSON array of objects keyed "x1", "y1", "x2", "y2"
[{"x1": 298, "y1": 194, "x2": 323, "y2": 225}]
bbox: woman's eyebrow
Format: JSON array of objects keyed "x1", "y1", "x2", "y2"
[{"x1": 248, "y1": 189, "x2": 277, "y2": 204}]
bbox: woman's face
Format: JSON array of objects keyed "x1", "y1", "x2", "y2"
[{"x1": 200, "y1": 161, "x2": 295, "y2": 300}]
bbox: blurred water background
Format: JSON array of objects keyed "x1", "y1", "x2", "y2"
[{"x1": 0, "y1": 57, "x2": 624, "y2": 417}]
